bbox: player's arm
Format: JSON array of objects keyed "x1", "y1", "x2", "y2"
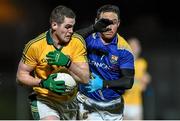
[
  {"x1": 68, "y1": 62, "x2": 89, "y2": 84},
  {"x1": 16, "y1": 60, "x2": 66, "y2": 94},
  {"x1": 140, "y1": 72, "x2": 151, "y2": 91},
  {"x1": 16, "y1": 60, "x2": 41, "y2": 87},
  {"x1": 86, "y1": 69, "x2": 134, "y2": 92},
  {"x1": 75, "y1": 18, "x2": 113, "y2": 38},
  {"x1": 46, "y1": 50, "x2": 89, "y2": 84},
  {"x1": 103, "y1": 68, "x2": 134, "y2": 90}
]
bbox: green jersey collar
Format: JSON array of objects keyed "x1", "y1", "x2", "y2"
[
  {"x1": 46, "y1": 29, "x2": 63, "y2": 51},
  {"x1": 46, "y1": 29, "x2": 53, "y2": 45}
]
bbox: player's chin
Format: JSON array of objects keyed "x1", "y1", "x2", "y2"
[
  {"x1": 63, "y1": 37, "x2": 71, "y2": 43},
  {"x1": 103, "y1": 34, "x2": 114, "y2": 39}
]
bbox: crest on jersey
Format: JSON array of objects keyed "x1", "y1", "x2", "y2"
[{"x1": 110, "y1": 55, "x2": 118, "y2": 64}]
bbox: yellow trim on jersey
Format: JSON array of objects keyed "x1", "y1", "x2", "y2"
[{"x1": 117, "y1": 34, "x2": 133, "y2": 53}]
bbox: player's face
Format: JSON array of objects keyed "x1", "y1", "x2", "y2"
[
  {"x1": 99, "y1": 12, "x2": 120, "y2": 41},
  {"x1": 129, "y1": 39, "x2": 142, "y2": 58},
  {"x1": 54, "y1": 17, "x2": 75, "y2": 44}
]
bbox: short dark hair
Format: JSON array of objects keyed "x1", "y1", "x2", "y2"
[
  {"x1": 49, "y1": 5, "x2": 76, "y2": 24},
  {"x1": 96, "y1": 4, "x2": 120, "y2": 20}
]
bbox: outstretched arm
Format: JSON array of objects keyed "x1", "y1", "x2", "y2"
[
  {"x1": 75, "y1": 18, "x2": 113, "y2": 38},
  {"x1": 86, "y1": 69, "x2": 134, "y2": 92},
  {"x1": 104, "y1": 69, "x2": 134, "y2": 90}
]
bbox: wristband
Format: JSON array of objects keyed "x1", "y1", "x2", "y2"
[{"x1": 65, "y1": 60, "x2": 72, "y2": 68}]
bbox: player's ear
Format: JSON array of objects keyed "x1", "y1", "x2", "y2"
[
  {"x1": 117, "y1": 20, "x2": 120, "y2": 27},
  {"x1": 95, "y1": 18, "x2": 98, "y2": 23},
  {"x1": 51, "y1": 22, "x2": 58, "y2": 30}
]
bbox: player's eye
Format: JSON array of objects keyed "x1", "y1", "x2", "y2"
[
  {"x1": 65, "y1": 25, "x2": 73, "y2": 29},
  {"x1": 112, "y1": 19, "x2": 119, "y2": 25}
]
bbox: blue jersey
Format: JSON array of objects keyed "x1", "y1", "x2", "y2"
[{"x1": 79, "y1": 33, "x2": 134, "y2": 101}]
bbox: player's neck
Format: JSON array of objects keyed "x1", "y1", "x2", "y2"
[
  {"x1": 50, "y1": 31, "x2": 62, "y2": 49},
  {"x1": 101, "y1": 38, "x2": 112, "y2": 45}
]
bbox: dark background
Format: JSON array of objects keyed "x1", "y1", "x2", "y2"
[{"x1": 0, "y1": 0, "x2": 180, "y2": 119}]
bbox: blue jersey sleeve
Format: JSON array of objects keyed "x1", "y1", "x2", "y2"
[
  {"x1": 119, "y1": 50, "x2": 134, "y2": 69},
  {"x1": 85, "y1": 34, "x2": 107, "y2": 52}
]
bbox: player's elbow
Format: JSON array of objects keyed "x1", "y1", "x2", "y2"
[
  {"x1": 16, "y1": 73, "x2": 24, "y2": 86},
  {"x1": 16, "y1": 76, "x2": 20, "y2": 84},
  {"x1": 16, "y1": 78, "x2": 23, "y2": 86}
]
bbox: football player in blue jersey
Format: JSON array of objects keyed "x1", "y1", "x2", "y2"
[{"x1": 76, "y1": 4, "x2": 135, "y2": 120}]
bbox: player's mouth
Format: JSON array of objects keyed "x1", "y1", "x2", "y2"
[
  {"x1": 65, "y1": 35, "x2": 71, "y2": 40},
  {"x1": 103, "y1": 32, "x2": 113, "y2": 36}
]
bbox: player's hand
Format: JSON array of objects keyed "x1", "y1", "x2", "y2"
[
  {"x1": 40, "y1": 73, "x2": 65, "y2": 94},
  {"x1": 85, "y1": 73, "x2": 103, "y2": 92},
  {"x1": 46, "y1": 50, "x2": 71, "y2": 68},
  {"x1": 93, "y1": 18, "x2": 113, "y2": 32}
]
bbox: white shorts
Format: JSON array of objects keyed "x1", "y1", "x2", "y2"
[
  {"x1": 29, "y1": 94, "x2": 78, "y2": 120},
  {"x1": 77, "y1": 92, "x2": 124, "y2": 121},
  {"x1": 123, "y1": 104, "x2": 143, "y2": 120}
]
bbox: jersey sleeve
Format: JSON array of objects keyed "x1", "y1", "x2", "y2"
[
  {"x1": 21, "y1": 41, "x2": 39, "y2": 67},
  {"x1": 119, "y1": 50, "x2": 134, "y2": 69},
  {"x1": 117, "y1": 35, "x2": 135, "y2": 69}
]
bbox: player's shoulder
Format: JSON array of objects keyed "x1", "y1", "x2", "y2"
[
  {"x1": 25, "y1": 31, "x2": 47, "y2": 48},
  {"x1": 71, "y1": 33, "x2": 86, "y2": 46},
  {"x1": 117, "y1": 34, "x2": 133, "y2": 53},
  {"x1": 72, "y1": 32, "x2": 84, "y2": 40}
]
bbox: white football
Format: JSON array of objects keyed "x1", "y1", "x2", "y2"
[{"x1": 54, "y1": 73, "x2": 77, "y2": 93}]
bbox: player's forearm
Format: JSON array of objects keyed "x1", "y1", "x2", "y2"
[
  {"x1": 68, "y1": 70, "x2": 81, "y2": 82},
  {"x1": 104, "y1": 69, "x2": 135, "y2": 90},
  {"x1": 75, "y1": 18, "x2": 113, "y2": 39},
  {"x1": 104, "y1": 76, "x2": 134, "y2": 90},
  {"x1": 16, "y1": 72, "x2": 41, "y2": 87},
  {"x1": 75, "y1": 25, "x2": 94, "y2": 39},
  {"x1": 68, "y1": 62, "x2": 90, "y2": 84}
]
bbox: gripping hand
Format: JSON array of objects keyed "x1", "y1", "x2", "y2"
[
  {"x1": 85, "y1": 73, "x2": 103, "y2": 92},
  {"x1": 46, "y1": 50, "x2": 71, "y2": 68},
  {"x1": 93, "y1": 18, "x2": 113, "y2": 32},
  {"x1": 40, "y1": 73, "x2": 65, "y2": 94}
]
